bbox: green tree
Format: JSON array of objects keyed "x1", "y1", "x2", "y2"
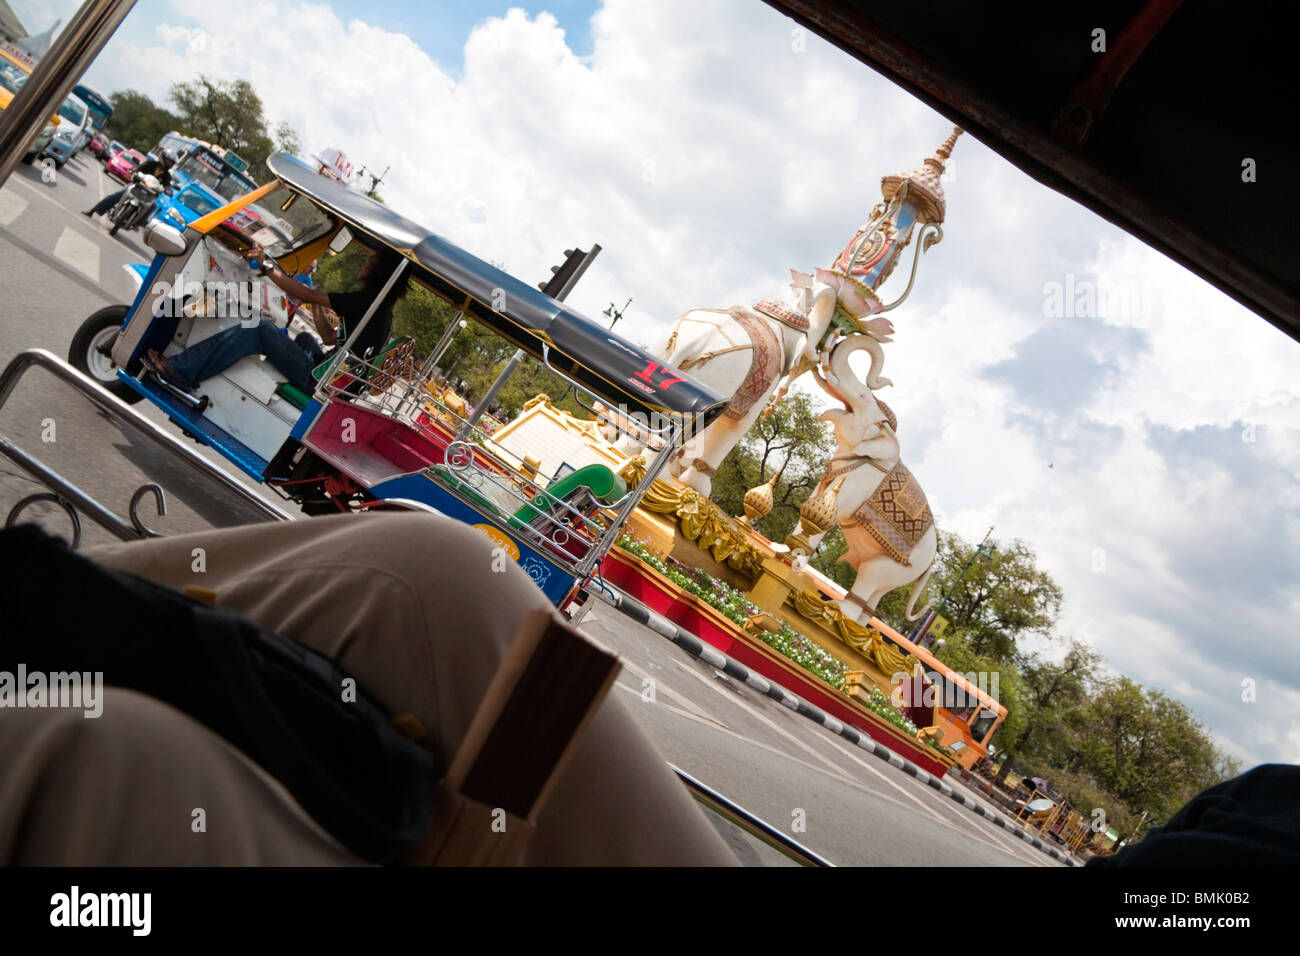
[
  {"x1": 169, "y1": 76, "x2": 275, "y2": 175},
  {"x1": 710, "y1": 393, "x2": 835, "y2": 543},
  {"x1": 1066, "y1": 676, "x2": 1239, "y2": 826},
  {"x1": 983, "y1": 640, "x2": 1100, "y2": 785},
  {"x1": 926, "y1": 534, "x2": 1062, "y2": 662},
  {"x1": 104, "y1": 89, "x2": 177, "y2": 153},
  {"x1": 272, "y1": 120, "x2": 301, "y2": 157}
]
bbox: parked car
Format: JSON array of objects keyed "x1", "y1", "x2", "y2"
[
  {"x1": 106, "y1": 148, "x2": 145, "y2": 182},
  {"x1": 0, "y1": 49, "x2": 59, "y2": 165},
  {"x1": 39, "y1": 92, "x2": 93, "y2": 168}
]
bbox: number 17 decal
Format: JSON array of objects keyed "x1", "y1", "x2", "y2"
[{"x1": 635, "y1": 360, "x2": 685, "y2": 390}]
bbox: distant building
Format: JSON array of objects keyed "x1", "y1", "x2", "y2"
[
  {"x1": 0, "y1": 2, "x2": 61, "y2": 60},
  {"x1": 14, "y1": 19, "x2": 59, "y2": 59},
  {"x1": 0, "y1": 1, "x2": 28, "y2": 45}
]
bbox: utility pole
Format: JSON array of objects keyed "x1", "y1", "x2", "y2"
[
  {"x1": 356, "y1": 163, "x2": 389, "y2": 198},
  {"x1": 603, "y1": 297, "x2": 632, "y2": 331},
  {"x1": 457, "y1": 244, "x2": 601, "y2": 440},
  {"x1": 910, "y1": 526, "x2": 995, "y2": 647}
]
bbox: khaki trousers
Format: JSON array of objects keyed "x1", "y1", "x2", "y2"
[{"x1": 0, "y1": 513, "x2": 737, "y2": 866}]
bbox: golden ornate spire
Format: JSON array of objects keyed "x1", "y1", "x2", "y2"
[{"x1": 880, "y1": 126, "x2": 963, "y2": 225}]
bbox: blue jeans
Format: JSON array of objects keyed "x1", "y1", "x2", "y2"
[
  {"x1": 90, "y1": 189, "x2": 125, "y2": 216},
  {"x1": 168, "y1": 321, "x2": 318, "y2": 393}
]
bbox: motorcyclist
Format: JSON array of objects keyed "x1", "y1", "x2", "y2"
[{"x1": 83, "y1": 148, "x2": 178, "y2": 220}]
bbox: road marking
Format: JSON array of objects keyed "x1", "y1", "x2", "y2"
[
  {"x1": 615, "y1": 657, "x2": 729, "y2": 727},
  {"x1": 52, "y1": 226, "x2": 100, "y2": 280},
  {"x1": 661, "y1": 653, "x2": 1054, "y2": 865},
  {"x1": 584, "y1": 605, "x2": 1058, "y2": 866},
  {"x1": 0, "y1": 188, "x2": 28, "y2": 226},
  {"x1": 615, "y1": 680, "x2": 1047, "y2": 866}
]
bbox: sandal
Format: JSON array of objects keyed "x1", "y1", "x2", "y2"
[{"x1": 141, "y1": 350, "x2": 191, "y2": 392}]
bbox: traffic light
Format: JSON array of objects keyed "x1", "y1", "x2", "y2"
[{"x1": 539, "y1": 244, "x2": 601, "y2": 301}]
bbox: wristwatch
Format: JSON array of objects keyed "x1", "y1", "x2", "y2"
[{"x1": 258, "y1": 257, "x2": 278, "y2": 277}]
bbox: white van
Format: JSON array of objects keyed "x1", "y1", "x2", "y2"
[{"x1": 41, "y1": 92, "x2": 92, "y2": 168}]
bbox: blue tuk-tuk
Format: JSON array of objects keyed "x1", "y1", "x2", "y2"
[{"x1": 67, "y1": 152, "x2": 725, "y2": 607}]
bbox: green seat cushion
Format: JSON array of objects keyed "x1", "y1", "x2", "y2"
[
  {"x1": 509, "y1": 463, "x2": 625, "y2": 530},
  {"x1": 277, "y1": 382, "x2": 312, "y2": 409}
]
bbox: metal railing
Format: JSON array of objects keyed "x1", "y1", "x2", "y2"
[
  {"x1": 0, "y1": 350, "x2": 293, "y2": 547},
  {"x1": 314, "y1": 345, "x2": 683, "y2": 581}
]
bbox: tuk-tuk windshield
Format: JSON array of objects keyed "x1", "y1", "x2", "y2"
[
  {"x1": 222, "y1": 184, "x2": 334, "y2": 257},
  {"x1": 0, "y1": 60, "x2": 26, "y2": 93}
]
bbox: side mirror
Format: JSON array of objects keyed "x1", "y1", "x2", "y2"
[
  {"x1": 143, "y1": 219, "x2": 187, "y2": 257},
  {"x1": 329, "y1": 226, "x2": 353, "y2": 253}
]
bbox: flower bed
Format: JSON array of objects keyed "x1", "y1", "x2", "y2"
[
  {"x1": 864, "y1": 687, "x2": 918, "y2": 736},
  {"x1": 602, "y1": 539, "x2": 955, "y2": 778},
  {"x1": 617, "y1": 535, "x2": 849, "y2": 690}
]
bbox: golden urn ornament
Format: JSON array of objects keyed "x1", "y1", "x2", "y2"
[
  {"x1": 784, "y1": 477, "x2": 845, "y2": 559},
  {"x1": 739, "y1": 471, "x2": 779, "y2": 526}
]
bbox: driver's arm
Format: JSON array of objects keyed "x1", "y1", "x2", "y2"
[
  {"x1": 306, "y1": 305, "x2": 338, "y2": 347},
  {"x1": 259, "y1": 260, "x2": 331, "y2": 309}
]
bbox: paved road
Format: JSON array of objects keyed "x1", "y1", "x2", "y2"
[
  {"x1": 0, "y1": 154, "x2": 1061, "y2": 866},
  {"x1": 0, "y1": 152, "x2": 286, "y2": 547}
]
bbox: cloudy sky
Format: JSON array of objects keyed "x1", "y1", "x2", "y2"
[{"x1": 21, "y1": 0, "x2": 1299, "y2": 767}]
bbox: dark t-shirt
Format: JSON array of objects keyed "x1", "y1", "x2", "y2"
[
  {"x1": 136, "y1": 157, "x2": 173, "y2": 190},
  {"x1": 327, "y1": 289, "x2": 393, "y2": 360}
]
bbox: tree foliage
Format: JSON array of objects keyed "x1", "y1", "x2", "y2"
[
  {"x1": 1065, "y1": 676, "x2": 1239, "y2": 826},
  {"x1": 169, "y1": 77, "x2": 275, "y2": 173},
  {"x1": 103, "y1": 89, "x2": 178, "y2": 153},
  {"x1": 928, "y1": 534, "x2": 1062, "y2": 662},
  {"x1": 314, "y1": 243, "x2": 585, "y2": 417},
  {"x1": 103, "y1": 77, "x2": 300, "y2": 182},
  {"x1": 709, "y1": 393, "x2": 835, "y2": 544}
]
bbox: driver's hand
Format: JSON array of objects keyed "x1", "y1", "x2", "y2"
[{"x1": 244, "y1": 244, "x2": 265, "y2": 263}]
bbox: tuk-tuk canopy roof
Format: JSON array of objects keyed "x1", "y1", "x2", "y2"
[{"x1": 266, "y1": 153, "x2": 726, "y2": 425}]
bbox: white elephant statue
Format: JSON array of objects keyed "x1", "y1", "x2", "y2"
[
  {"x1": 608, "y1": 128, "x2": 961, "y2": 500},
  {"x1": 610, "y1": 271, "x2": 895, "y2": 496},
  {"x1": 806, "y1": 333, "x2": 937, "y2": 626}
]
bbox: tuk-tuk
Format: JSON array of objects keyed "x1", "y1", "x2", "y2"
[{"x1": 67, "y1": 152, "x2": 725, "y2": 607}]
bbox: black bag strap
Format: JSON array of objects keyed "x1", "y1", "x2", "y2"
[{"x1": 0, "y1": 524, "x2": 437, "y2": 863}]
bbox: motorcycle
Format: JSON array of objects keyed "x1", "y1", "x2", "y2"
[{"x1": 107, "y1": 171, "x2": 167, "y2": 238}]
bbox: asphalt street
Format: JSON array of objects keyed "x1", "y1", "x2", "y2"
[{"x1": 0, "y1": 152, "x2": 1061, "y2": 866}]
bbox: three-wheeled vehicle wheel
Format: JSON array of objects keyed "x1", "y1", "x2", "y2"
[{"x1": 68, "y1": 305, "x2": 143, "y2": 404}]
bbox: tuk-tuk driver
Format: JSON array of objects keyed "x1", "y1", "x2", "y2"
[{"x1": 144, "y1": 246, "x2": 410, "y2": 394}]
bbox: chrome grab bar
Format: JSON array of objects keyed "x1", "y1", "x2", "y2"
[{"x1": 0, "y1": 349, "x2": 292, "y2": 547}]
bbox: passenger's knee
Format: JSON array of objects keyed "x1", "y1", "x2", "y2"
[{"x1": 345, "y1": 513, "x2": 554, "y2": 612}]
